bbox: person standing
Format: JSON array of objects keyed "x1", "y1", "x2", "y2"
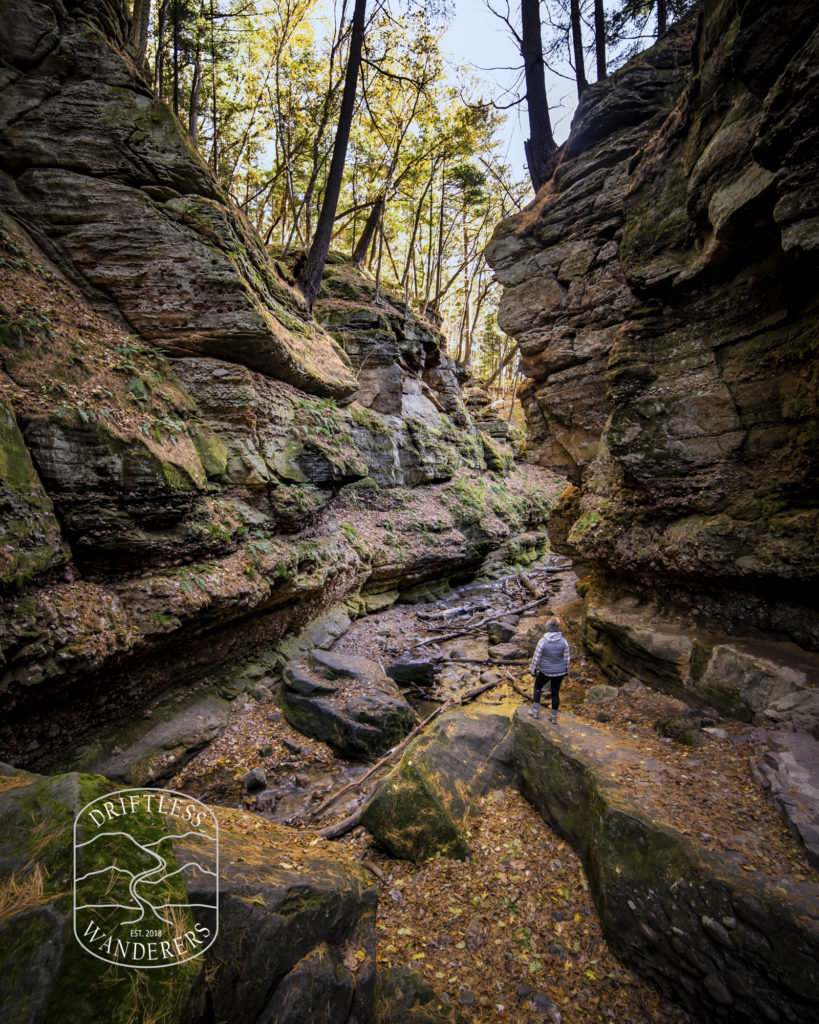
[{"x1": 529, "y1": 617, "x2": 570, "y2": 723}]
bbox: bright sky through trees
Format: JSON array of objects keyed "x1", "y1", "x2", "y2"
[
  {"x1": 442, "y1": 0, "x2": 580, "y2": 169},
  {"x1": 312, "y1": 0, "x2": 581, "y2": 181}
]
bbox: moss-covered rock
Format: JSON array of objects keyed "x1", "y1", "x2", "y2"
[
  {"x1": 0, "y1": 765, "x2": 378, "y2": 1024},
  {"x1": 360, "y1": 706, "x2": 516, "y2": 862},
  {"x1": 512, "y1": 709, "x2": 819, "y2": 1022},
  {"x1": 0, "y1": 399, "x2": 68, "y2": 586},
  {"x1": 0, "y1": 767, "x2": 207, "y2": 1024}
]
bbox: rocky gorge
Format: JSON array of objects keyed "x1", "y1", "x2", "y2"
[{"x1": 1, "y1": 1, "x2": 819, "y2": 1023}]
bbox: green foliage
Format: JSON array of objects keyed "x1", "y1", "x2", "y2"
[{"x1": 0, "y1": 308, "x2": 56, "y2": 349}]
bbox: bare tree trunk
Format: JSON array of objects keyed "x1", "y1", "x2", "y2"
[
  {"x1": 352, "y1": 194, "x2": 384, "y2": 268},
  {"x1": 172, "y1": 0, "x2": 180, "y2": 117},
  {"x1": 434, "y1": 161, "x2": 446, "y2": 308},
  {"x1": 299, "y1": 0, "x2": 367, "y2": 309},
  {"x1": 189, "y1": 45, "x2": 202, "y2": 142},
  {"x1": 209, "y1": 0, "x2": 218, "y2": 174},
  {"x1": 657, "y1": 0, "x2": 668, "y2": 35},
  {"x1": 521, "y1": 0, "x2": 555, "y2": 192},
  {"x1": 131, "y1": 0, "x2": 151, "y2": 70},
  {"x1": 570, "y1": 0, "x2": 588, "y2": 98},
  {"x1": 594, "y1": 0, "x2": 607, "y2": 80},
  {"x1": 374, "y1": 207, "x2": 384, "y2": 302},
  {"x1": 154, "y1": 0, "x2": 170, "y2": 97}
]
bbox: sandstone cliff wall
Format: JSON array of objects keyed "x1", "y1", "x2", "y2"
[
  {"x1": 0, "y1": 0, "x2": 560, "y2": 768},
  {"x1": 486, "y1": 0, "x2": 819, "y2": 730}
]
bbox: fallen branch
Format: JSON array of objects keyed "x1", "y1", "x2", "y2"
[
  {"x1": 519, "y1": 571, "x2": 542, "y2": 599},
  {"x1": 407, "y1": 594, "x2": 553, "y2": 652},
  {"x1": 446, "y1": 657, "x2": 529, "y2": 665},
  {"x1": 319, "y1": 809, "x2": 361, "y2": 839},
  {"x1": 310, "y1": 700, "x2": 456, "y2": 820},
  {"x1": 360, "y1": 858, "x2": 387, "y2": 882},
  {"x1": 313, "y1": 678, "x2": 501, "y2": 832}
]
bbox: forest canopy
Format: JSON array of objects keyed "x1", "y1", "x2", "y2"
[{"x1": 133, "y1": 0, "x2": 692, "y2": 398}]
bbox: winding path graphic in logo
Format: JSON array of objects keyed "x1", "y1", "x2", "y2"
[{"x1": 73, "y1": 788, "x2": 218, "y2": 968}]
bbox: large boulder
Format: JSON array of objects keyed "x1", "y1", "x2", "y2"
[
  {"x1": 185, "y1": 806, "x2": 376, "y2": 1024},
  {"x1": 360, "y1": 705, "x2": 515, "y2": 862},
  {"x1": 0, "y1": 766, "x2": 206, "y2": 1023},
  {"x1": 60, "y1": 688, "x2": 232, "y2": 785},
  {"x1": 512, "y1": 709, "x2": 819, "y2": 1022},
  {"x1": 280, "y1": 651, "x2": 418, "y2": 760},
  {"x1": 0, "y1": 0, "x2": 357, "y2": 401},
  {"x1": 0, "y1": 764, "x2": 377, "y2": 1024},
  {"x1": 584, "y1": 600, "x2": 819, "y2": 734}
]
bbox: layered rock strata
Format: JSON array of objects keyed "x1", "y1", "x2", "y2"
[
  {"x1": 0, "y1": 0, "x2": 355, "y2": 399},
  {"x1": 486, "y1": 1, "x2": 819, "y2": 727},
  {"x1": 0, "y1": 0, "x2": 561, "y2": 771}
]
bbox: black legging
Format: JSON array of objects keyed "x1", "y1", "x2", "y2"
[{"x1": 533, "y1": 672, "x2": 564, "y2": 710}]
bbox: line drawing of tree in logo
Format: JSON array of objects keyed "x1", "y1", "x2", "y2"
[{"x1": 75, "y1": 829, "x2": 217, "y2": 924}]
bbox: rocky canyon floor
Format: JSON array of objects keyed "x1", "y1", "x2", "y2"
[{"x1": 169, "y1": 568, "x2": 812, "y2": 1024}]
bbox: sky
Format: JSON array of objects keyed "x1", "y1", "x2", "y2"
[
  {"x1": 441, "y1": 0, "x2": 580, "y2": 177},
  {"x1": 313, "y1": 0, "x2": 583, "y2": 185}
]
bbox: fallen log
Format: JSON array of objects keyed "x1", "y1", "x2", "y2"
[
  {"x1": 445, "y1": 657, "x2": 529, "y2": 665},
  {"x1": 406, "y1": 594, "x2": 553, "y2": 652}
]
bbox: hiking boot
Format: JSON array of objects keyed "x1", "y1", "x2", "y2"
[
  {"x1": 529, "y1": 706, "x2": 540, "y2": 719},
  {"x1": 550, "y1": 711, "x2": 557, "y2": 724}
]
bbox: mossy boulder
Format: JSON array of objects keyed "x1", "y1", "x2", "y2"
[
  {"x1": 190, "y1": 806, "x2": 377, "y2": 1024},
  {"x1": 0, "y1": 766, "x2": 207, "y2": 1024},
  {"x1": 360, "y1": 706, "x2": 516, "y2": 863},
  {"x1": 512, "y1": 709, "x2": 819, "y2": 1022},
  {"x1": 0, "y1": 765, "x2": 378, "y2": 1024}
]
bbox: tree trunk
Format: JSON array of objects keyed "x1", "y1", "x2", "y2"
[
  {"x1": 130, "y1": 0, "x2": 151, "y2": 70},
  {"x1": 154, "y1": 0, "x2": 170, "y2": 97},
  {"x1": 298, "y1": 0, "x2": 367, "y2": 309},
  {"x1": 374, "y1": 207, "x2": 384, "y2": 302},
  {"x1": 209, "y1": 0, "x2": 218, "y2": 174},
  {"x1": 570, "y1": 0, "x2": 588, "y2": 98},
  {"x1": 657, "y1": 0, "x2": 668, "y2": 35},
  {"x1": 521, "y1": 0, "x2": 555, "y2": 192},
  {"x1": 172, "y1": 0, "x2": 180, "y2": 118},
  {"x1": 594, "y1": 0, "x2": 606, "y2": 80},
  {"x1": 352, "y1": 194, "x2": 384, "y2": 269},
  {"x1": 189, "y1": 45, "x2": 202, "y2": 142}
]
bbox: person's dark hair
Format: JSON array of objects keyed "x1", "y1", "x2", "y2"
[{"x1": 546, "y1": 617, "x2": 560, "y2": 631}]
